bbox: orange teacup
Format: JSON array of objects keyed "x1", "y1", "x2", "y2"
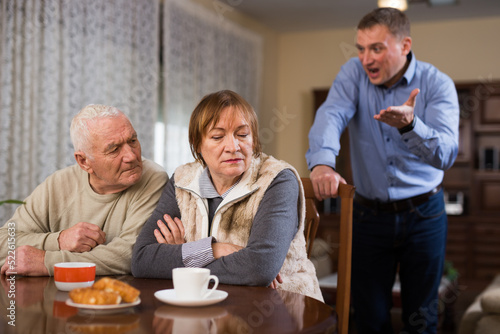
[{"x1": 54, "y1": 262, "x2": 96, "y2": 291}]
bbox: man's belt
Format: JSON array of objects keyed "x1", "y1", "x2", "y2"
[{"x1": 354, "y1": 185, "x2": 442, "y2": 213}]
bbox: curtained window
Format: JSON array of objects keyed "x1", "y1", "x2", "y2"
[
  {"x1": 157, "y1": 0, "x2": 262, "y2": 175},
  {"x1": 0, "y1": 0, "x2": 262, "y2": 222},
  {"x1": 0, "y1": 0, "x2": 159, "y2": 221}
]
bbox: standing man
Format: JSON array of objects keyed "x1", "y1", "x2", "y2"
[
  {"x1": 0, "y1": 104, "x2": 168, "y2": 276},
  {"x1": 306, "y1": 8, "x2": 459, "y2": 334}
]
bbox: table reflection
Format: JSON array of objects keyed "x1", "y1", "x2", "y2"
[
  {"x1": 153, "y1": 305, "x2": 247, "y2": 334},
  {"x1": 1, "y1": 275, "x2": 70, "y2": 334},
  {"x1": 66, "y1": 312, "x2": 140, "y2": 334},
  {"x1": 0, "y1": 276, "x2": 336, "y2": 334}
]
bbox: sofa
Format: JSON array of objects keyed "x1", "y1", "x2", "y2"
[{"x1": 459, "y1": 274, "x2": 500, "y2": 334}]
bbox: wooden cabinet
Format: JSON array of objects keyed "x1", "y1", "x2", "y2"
[
  {"x1": 445, "y1": 81, "x2": 500, "y2": 284},
  {"x1": 449, "y1": 82, "x2": 500, "y2": 217},
  {"x1": 313, "y1": 82, "x2": 500, "y2": 285}
]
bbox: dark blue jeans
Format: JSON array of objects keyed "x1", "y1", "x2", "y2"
[{"x1": 351, "y1": 189, "x2": 447, "y2": 334}]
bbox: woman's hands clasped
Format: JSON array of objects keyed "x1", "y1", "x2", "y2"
[{"x1": 154, "y1": 214, "x2": 186, "y2": 244}]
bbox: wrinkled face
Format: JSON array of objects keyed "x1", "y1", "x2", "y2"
[
  {"x1": 356, "y1": 24, "x2": 411, "y2": 87},
  {"x1": 84, "y1": 115, "x2": 143, "y2": 194},
  {"x1": 200, "y1": 106, "x2": 253, "y2": 188}
]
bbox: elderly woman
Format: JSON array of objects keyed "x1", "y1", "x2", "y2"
[{"x1": 132, "y1": 90, "x2": 322, "y2": 301}]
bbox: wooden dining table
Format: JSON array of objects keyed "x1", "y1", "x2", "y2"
[{"x1": 0, "y1": 275, "x2": 337, "y2": 334}]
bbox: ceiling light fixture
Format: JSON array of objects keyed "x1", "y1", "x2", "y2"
[
  {"x1": 377, "y1": 0, "x2": 409, "y2": 11},
  {"x1": 426, "y1": 0, "x2": 457, "y2": 6}
]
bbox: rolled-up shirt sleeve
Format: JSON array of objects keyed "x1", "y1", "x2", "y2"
[{"x1": 182, "y1": 236, "x2": 215, "y2": 267}]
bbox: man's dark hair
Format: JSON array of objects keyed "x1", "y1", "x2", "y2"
[{"x1": 357, "y1": 7, "x2": 410, "y2": 39}]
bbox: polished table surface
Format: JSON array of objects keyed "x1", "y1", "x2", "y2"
[{"x1": 0, "y1": 275, "x2": 336, "y2": 334}]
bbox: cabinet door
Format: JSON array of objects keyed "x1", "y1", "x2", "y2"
[{"x1": 475, "y1": 85, "x2": 500, "y2": 131}]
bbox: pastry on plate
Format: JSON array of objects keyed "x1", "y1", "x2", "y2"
[
  {"x1": 69, "y1": 287, "x2": 121, "y2": 305},
  {"x1": 92, "y1": 277, "x2": 140, "y2": 303}
]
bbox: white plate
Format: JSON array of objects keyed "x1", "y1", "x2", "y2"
[
  {"x1": 154, "y1": 289, "x2": 228, "y2": 307},
  {"x1": 65, "y1": 298, "x2": 141, "y2": 311}
]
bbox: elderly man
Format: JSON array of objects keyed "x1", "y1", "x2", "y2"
[{"x1": 0, "y1": 104, "x2": 168, "y2": 276}]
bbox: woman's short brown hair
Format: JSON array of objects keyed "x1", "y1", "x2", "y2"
[{"x1": 189, "y1": 90, "x2": 262, "y2": 167}]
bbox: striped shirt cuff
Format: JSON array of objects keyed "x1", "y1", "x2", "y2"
[{"x1": 182, "y1": 236, "x2": 215, "y2": 268}]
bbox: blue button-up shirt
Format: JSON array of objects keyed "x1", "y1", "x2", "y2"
[{"x1": 306, "y1": 52, "x2": 459, "y2": 201}]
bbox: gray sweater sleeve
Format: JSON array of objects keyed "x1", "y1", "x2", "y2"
[
  {"x1": 131, "y1": 177, "x2": 184, "y2": 276},
  {"x1": 132, "y1": 169, "x2": 300, "y2": 287}
]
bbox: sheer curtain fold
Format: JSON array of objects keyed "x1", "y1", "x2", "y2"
[
  {"x1": 161, "y1": 0, "x2": 262, "y2": 175},
  {"x1": 0, "y1": 0, "x2": 159, "y2": 222}
]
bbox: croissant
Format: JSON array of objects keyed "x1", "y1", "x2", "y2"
[
  {"x1": 69, "y1": 287, "x2": 121, "y2": 305},
  {"x1": 92, "y1": 277, "x2": 140, "y2": 303}
]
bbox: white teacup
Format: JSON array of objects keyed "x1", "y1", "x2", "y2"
[{"x1": 172, "y1": 268, "x2": 219, "y2": 301}]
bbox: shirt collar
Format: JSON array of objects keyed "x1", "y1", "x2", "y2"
[
  {"x1": 378, "y1": 51, "x2": 415, "y2": 89},
  {"x1": 402, "y1": 51, "x2": 416, "y2": 85},
  {"x1": 199, "y1": 168, "x2": 240, "y2": 199}
]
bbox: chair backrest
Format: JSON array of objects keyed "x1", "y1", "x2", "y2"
[
  {"x1": 301, "y1": 177, "x2": 355, "y2": 334},
  {"x1": 301, "y1": 177, "x2": 320, "y2": 258}
]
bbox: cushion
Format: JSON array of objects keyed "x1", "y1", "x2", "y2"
[
  {"x1": 474, "y1": 315, "x2": 500, "y2": 334},
  {"x1": 310, "y1": 238, "x2": 330, "y2": 258},
  {"x1": 310, "y1": 239, "x2": 332, "y2": 279},
  {"x1": 481, "y1": 288, "x2": 500, "y2": 314}
]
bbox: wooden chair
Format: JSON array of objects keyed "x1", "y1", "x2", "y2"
[
  {"x1": 302, "y1": 177, "x2": 320, "y2": 259},
  {"x1": 301, "y1": 177, "x2": 355, "y2": 334}
]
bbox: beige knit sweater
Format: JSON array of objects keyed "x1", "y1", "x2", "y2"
[{"x1": 0, "y1": 159, "x2": 167, "y2": 275}]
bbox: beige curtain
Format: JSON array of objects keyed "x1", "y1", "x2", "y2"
[
  {"x1": 0, "y1": 0, "x2": 159, "y2": 222},
  {"x1": 158, "y1": 0, "x2": 262, "y2": 175}
]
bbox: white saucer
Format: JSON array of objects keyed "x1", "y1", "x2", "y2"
[
  {"x1": 66, "y1": 298, "x2": 141, "y2": 313},
  {"x1": 154, "y1": 289, "x2": 228, "y2": 307}
]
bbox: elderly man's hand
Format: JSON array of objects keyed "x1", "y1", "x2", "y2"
[
  {"x1": 1, "y1": 245, "x2": 48, "y2": 276},
  {"x1": 58, "y1": 222, "x2": 106, "y2": 252}
]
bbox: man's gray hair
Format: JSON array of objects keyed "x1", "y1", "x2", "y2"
[{"x1": 70, "y1": 104, "x2": 124, "y2": 157}]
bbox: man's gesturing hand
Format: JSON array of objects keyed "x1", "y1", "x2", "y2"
[{"x1": 374, "y1": 88, "x2": 420, "y2": 128}]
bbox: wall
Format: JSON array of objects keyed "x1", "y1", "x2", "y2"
[
  {"x1": 185, "y1": 3, "x2": 500, "y2": 176},
  {"x1": 276, "y1": 16, "x2": 500, "y2": 176}
]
